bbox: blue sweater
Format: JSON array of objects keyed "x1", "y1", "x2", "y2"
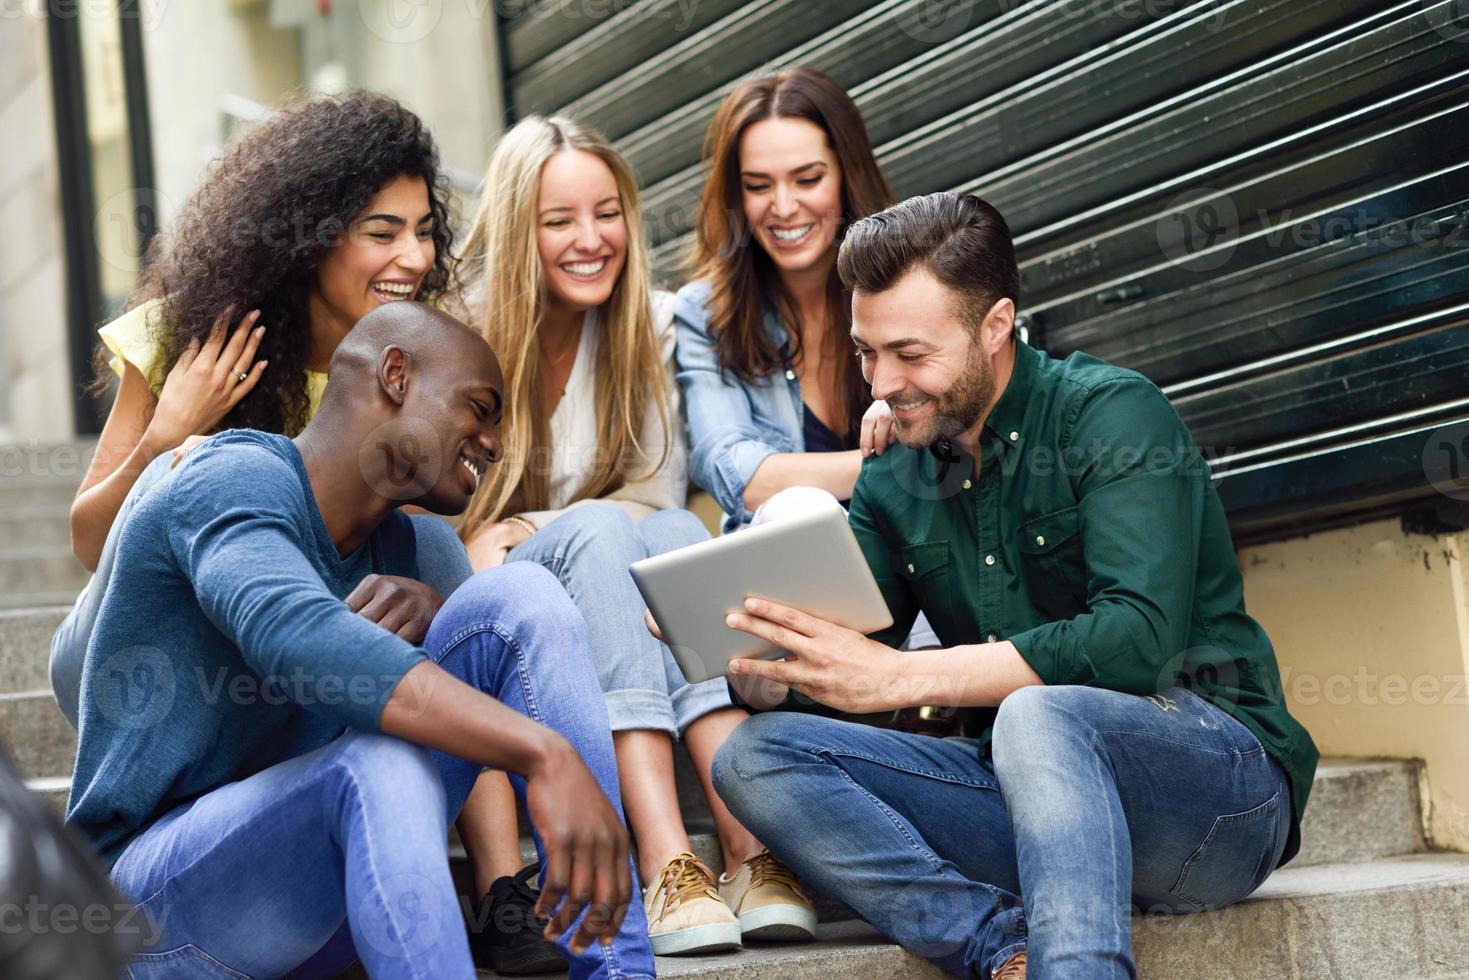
[{"x1": 65, "y1": 431, "x2": 428, "y2": 868}]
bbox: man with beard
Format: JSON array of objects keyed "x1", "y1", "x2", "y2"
[{"x1": 707, "y1": 193, "x2": 1318, "y2": 979}]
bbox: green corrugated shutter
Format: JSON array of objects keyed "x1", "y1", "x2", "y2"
[{"x1": 501, "y1": 0, "x2": 1469, "y2": 541}]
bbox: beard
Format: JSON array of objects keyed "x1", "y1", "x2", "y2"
[{"x1": 891, "y1": 340, "x2": 995, "y2": 450}]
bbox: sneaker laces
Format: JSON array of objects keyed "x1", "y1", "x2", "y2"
[
  {"x1": 746, "y1": 850, "x2": 808, "y2": 901},
  {"x1": 655, "y1": 853, "x2": 720, "y2": 911},
  {"x1": 504, "y1": 862, "x2": 541, "y2": 906}
]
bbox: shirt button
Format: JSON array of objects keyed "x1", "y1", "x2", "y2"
[
  {"x1": 1035, "y1": 535, "x2": 1046, "y2": 547},
  {"x1": 1010, "y1": 431, "x2": 1020, "y2": 441},
  {"x1": 906, "y1": 563, "x2": 915, "y2": 574},
  {"x1": 986, "y1": 633, "x2": 998, "y2": 643},
  {"x1": 785, "y1": 369, "x2": 796, "y2": 381},
  {"x1": 985, "y1": 554, "x2": 996, "y2": 566},
  {"x1": 962, "y1": 479, "x2": 972, "y2": 490}
]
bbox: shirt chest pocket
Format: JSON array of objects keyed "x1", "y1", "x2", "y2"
[
  {"x1": 1018, "y1": 505, "x2": 1087, "y2": 620},
  {"x1": 891, "y1": 540, "x2": 955, "y2": 630}
]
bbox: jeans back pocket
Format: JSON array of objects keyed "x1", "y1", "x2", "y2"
[
  {"x1": 1168, "y1": 786, "x2": 1285, "y2": 912},
  {"x1": 128, "y1": 944, "x2": 251, "y2": 979}
]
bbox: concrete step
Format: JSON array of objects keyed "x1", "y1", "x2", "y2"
[
  {"x1": 25, "y1": 775, "x2": 69, "y2": 814},
  {"x1": 0, "y1": 546, "x2": 91, "y2": 597},
  {"x1": 0, "y1": 605, "x2": 68, "y2": 693},
  {"x1": 0, "y1": 690, "x2": 76, "y2": 779},
  {"x1": 0, "y1": 505, "x2": 72, "y2": 549},
  {"x1": 1296, "y1": 757, "x2": 1424, "y2": 866},
  {"x1": 0, "y1": 590, "x2": 81, "y2": 611},
  {"x1": 467, "y1": 852, "x2": 1469, "y2": 979},
  {"x1": 0, "y1": 475, "x2": 86, "y2": 509}
]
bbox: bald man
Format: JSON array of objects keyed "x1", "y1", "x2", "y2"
[{"x1": 65, "y1": 303, "x2": 654, "y2": 980}]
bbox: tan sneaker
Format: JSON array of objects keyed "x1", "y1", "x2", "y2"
[
  {"x1": 642, "y1": 852, "x2": 742, "y2": 956},
  {"x1": 718, "y1": 849, "x2": 817, "y2": 942},
  {"x1": 994, "y1": 950, "x2": 1027, "y2": 979}
]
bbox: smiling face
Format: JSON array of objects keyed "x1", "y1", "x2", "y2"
[
  {"x1": 738, "y1": 116, "x2": 844, "y2": 278},
  {"x1": 852, "y1": 267, "x2": 1009, "y2": 450},
  {"x1": 404, "y1": 330, "x2": 507, "y2": 516},
  {"x1": 311, "y1": 174, "x2": 436, "y2": 353},
  {"x1": 536, "y1": 149, "x2": 628, "y2": 312}
]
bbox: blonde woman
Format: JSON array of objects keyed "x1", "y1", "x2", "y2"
[{"x1": 452, "y1": 116, "x2": 816, "y2": 959}]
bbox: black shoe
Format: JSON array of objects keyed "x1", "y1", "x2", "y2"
[{"x1": 467, "y1": 863, "x2": 565, "y2": 976}]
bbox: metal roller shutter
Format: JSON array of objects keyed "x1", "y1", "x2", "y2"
[{"x1": 500, "y1": 0, "x2": 1469, "y2": 542}]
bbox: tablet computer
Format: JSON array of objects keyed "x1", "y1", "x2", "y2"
[{"x1": 629, "y1": 502, "x2": 894, "y2": 684}]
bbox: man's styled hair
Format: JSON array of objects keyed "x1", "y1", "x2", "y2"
[{"x1": 837, "y1": 192, "x2": 1020, "y2": 331}]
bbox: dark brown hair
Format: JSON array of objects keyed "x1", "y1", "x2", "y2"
[
  {"x1": 96, "y1": 90, "x2": 456, "y2": 436},
  {"x1": 838, "y1": 192, "x2": 1020, "y2": 330},
  {"x1": 688, "y1": 67, "x2": 893, "y2": 436}
]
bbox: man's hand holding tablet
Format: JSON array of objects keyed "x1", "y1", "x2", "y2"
[
  {"x1": 723, "y1": 597, "x2": 904, "y2": 714},
  {"x1": 630, "y1": 494, "x2": 894, "y2": 698}
]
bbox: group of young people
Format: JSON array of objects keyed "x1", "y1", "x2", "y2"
[{"x1": 54, "y1": 66, "x2": 1319, "y2": 980}]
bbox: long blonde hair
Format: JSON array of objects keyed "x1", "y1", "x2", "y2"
[{"x1": 458, "y1": 115, "x2": 670, "y2": 540}]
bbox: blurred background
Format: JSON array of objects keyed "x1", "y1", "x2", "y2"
[{"x1": 4, "y1": 0, "x2": 1469, "y2": 860}]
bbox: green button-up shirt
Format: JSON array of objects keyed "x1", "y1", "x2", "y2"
[{"x1": 848, "y1": 339, "x2": 1318, "y2": 866}]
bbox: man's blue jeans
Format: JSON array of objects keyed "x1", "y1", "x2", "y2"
[
  {"x1": 713, "y1": 685, "x2": 1291, "y2": 979},
  {"x1": 108, "y1": 563, "x2": 655, "y2": 980}
]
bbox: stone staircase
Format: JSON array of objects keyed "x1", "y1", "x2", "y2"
[{"x1": 4, "y1": 445, "x2": 1469, "y2": 978}]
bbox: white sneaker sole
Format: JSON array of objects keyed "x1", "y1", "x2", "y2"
[
  {"x1": 648, "y1": 920, "x2": 743, "y2": 956},
  {"x1": 738, "y1": 903, "x2": 818, "y2": 942}
]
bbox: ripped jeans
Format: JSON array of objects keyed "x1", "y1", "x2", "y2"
[{"x1": 713, "y1": 684, "x2": 1291, "y2": 979}]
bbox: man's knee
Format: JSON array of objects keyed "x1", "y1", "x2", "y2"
[
  {"x1": 331, "y1": 732, "x2": 444, "y2": 812},
  {"x1": 992, "y1": 685, "x2": 1102, "y2": 769},
  {"x1": 436, "y1": 562, "x2": 574, "y2": 629},
  {"x1": 428, "y1": 563, "x2": 590, "y2": 671},
  {"x1": 640, "y1": 507, "x2": 708, "y2": 548},
  {"x1": 712, "y1": 712, "x2": 803, "y2": 802},
  {"x1": 540, "y1": 501, "x2": 641, "y2": 552}
]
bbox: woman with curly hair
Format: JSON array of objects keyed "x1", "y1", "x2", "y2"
[{"x1": 51, "y1": 91, "x2": 472, "y2": 728}]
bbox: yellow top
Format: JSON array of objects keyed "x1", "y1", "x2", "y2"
[{"x1": 98, "y1": 298, "x2": 328, "y2": 421}]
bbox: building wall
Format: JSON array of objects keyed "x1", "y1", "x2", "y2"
[
  {"x1": 0, "y1": 8, "x2": 73, "y2": 444},
  {"x1": 1241, "y1": 519, "x2": 1469, "y2": 852},
  {"x1": 0, "y1": 1, "x2": 506, "y2": 447}
]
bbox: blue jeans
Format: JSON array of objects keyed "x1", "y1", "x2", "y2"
[
  {"x1": 713, "y1": 685, "x2": 1290, "y2": 979},
  {"x1": 50, "y1": 449, "x2": 473, "y2": 727},
  {"x1": 506, "y1": 502, "x2": 731, "y2": 735},
  {"x1": 109, "y1": 563, "x2": 654, "y2": 980}
]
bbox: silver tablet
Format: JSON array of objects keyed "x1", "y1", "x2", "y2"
[{"x1": 629, "y1": 503, "x2": 894, "y2": 684}]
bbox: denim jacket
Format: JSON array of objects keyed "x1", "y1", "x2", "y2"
[{"x1": 674, "y1": 280, "x2": 810, "y2": 534}]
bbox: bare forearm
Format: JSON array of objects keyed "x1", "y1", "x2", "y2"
[
  {"x1": 69, "y1": 436, "x2": 172, "y2": 571},
  {"x1": 882, "y1": 642, "x2": 1045, "y2": 711},
  {"x1": 379, "y1": 660, "x2": 566, "y2": 775},
  {"x1": 743, "y1": 450, "x2": 863, "y2": 512}
]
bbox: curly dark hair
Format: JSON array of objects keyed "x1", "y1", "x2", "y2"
[{"x1": 98, "y1": 90, "x2": 457, "y2": 436}]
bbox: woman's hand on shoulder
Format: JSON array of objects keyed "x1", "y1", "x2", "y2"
[{"x1": 149, "y1": 308, "x2": 266, "y2": 450}]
